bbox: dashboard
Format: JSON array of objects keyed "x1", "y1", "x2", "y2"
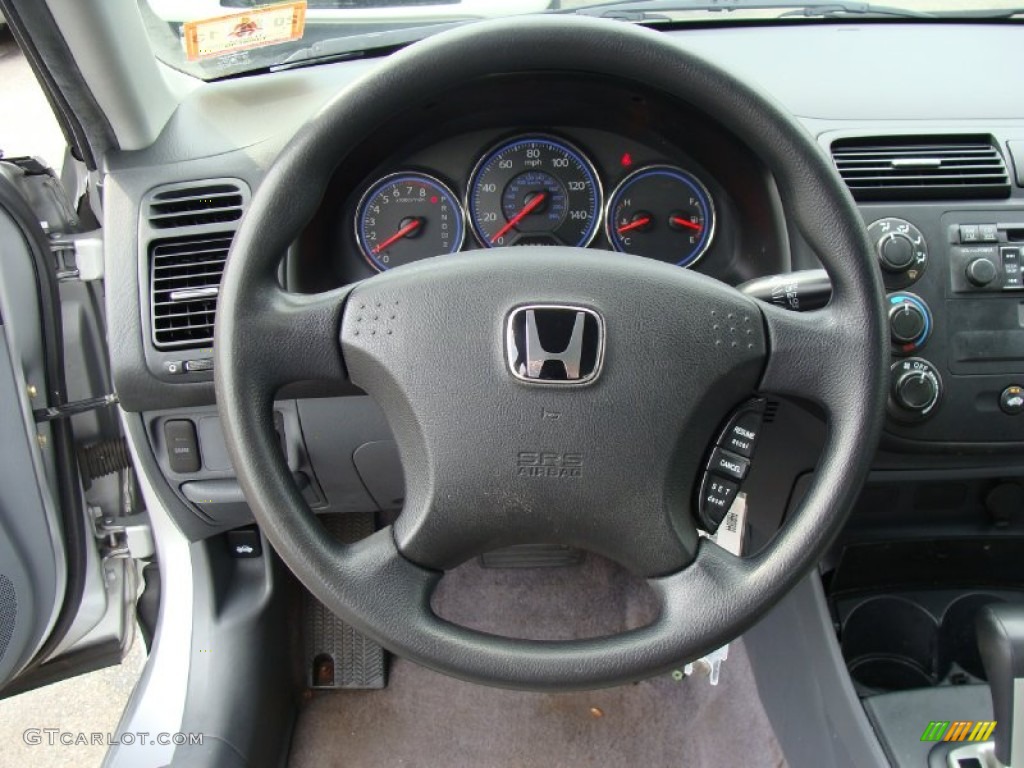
[
  {"x1": 100, "y1": 22, "x2": 1024, "y2": 544},
  {"x1": 78, "y1": 19, "x2": 1024, "y2": 766}
]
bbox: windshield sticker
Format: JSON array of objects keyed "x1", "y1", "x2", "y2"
[{"x1": 183, "y1": 1, "x2": 307, "y2": 62}]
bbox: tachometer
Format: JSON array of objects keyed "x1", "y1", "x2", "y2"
[
  {"x1": 606, "y1": 165, "x2": 715, "y2": 267},
  {"x1": 355, "y1": 172, "x2": 464, "y2": 272},
  {"x1": 467, "y1": 135, "x2": 602, "y2": 248}
]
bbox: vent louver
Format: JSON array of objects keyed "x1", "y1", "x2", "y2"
[
  {"x1": 150, "y1": 234, "x2": 232, "y2": 349},
  {"x1": 831, "y1": 136, "x2": 1011, "y2": 201},
  {"x1": 146, "y1": 183, "x2": 244, "y2": 229},
  {"x1": 143, "y1": 179, "x2": 249, "y2": 353}
]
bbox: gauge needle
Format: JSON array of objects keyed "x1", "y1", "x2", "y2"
[
  {"x1": 373, "y1": 218, "x2": 422, "y2": 254},
  {"x1": 670, "y1": 216, "x2": 703, "y2": 232},
  {"x1": 491, "y1": 192, "x2": 547, "y2": 244},
  {"x1": 617, "y1": 216, "x2": 652, "y2": 235}
]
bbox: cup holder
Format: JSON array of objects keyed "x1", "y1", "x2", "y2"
[
  {"x1": 938, "y1": 594, "x2": 1007, "y2": 681},
  {"x1": 841, "y1": 596, "x2": 946, "y2": 692}
]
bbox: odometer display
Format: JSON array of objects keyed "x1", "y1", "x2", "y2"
[
  {"x1": 355, "y1": 172, "x2": 464, "y2": 271},
  {"x1": 467, "y1": 135, "x2": 601, "y2": 248}
]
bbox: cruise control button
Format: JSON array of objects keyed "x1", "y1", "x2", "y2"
[
  {"x1": 720, "y1": 410, "x2": 763, "y2": 458},
  {"x1": 701, "y1": 475, "x2": 740, "y2": 527},
  {"x1": 708, "y1": 448, "x2": 749, "y2": 482}
]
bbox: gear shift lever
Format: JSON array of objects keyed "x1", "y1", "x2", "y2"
[{"x1": 976, "y1": 604, "x2": 1024, "y2": 768}]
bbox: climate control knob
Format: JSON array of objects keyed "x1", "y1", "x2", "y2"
[
  {"x1": 887, "y1": 293, "x2": 931, "y2": 354},
  {"x1": 889, "y1": 358, "x2": 942, "y2": 422},
  {"x1": 879, "y1": 233, "x2": 916, "y2": 272},
  {"x1": 895, "y1": 371, "x2": 939, "y2": 411},
  {"x1": 868, "y1": 218, "x2": 928, "y2": 289}
]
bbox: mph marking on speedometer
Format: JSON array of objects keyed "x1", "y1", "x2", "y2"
[{"x1": 468, "y1": 134, "x2": 602, "y2": 248}]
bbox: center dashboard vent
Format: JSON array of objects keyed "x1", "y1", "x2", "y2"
[
  {"x1": 143, "y1": 179, "x2": 250, "y2": 351},
  {"x1": 830, "y1": 136, "x2": 1011, "y2": 201}
]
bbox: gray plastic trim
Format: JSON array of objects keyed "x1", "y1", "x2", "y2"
[
  {"x1": 104, "y1": 410, "x2": 193, "y2": 768},
  {"x1": 44, "y1": 0, "x2": 177, "y2": 150},
  {"x1": 745, "y1": 574, "x2": 890, "y2": 768}
]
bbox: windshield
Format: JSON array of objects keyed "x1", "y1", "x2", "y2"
[{"x1": 139, "y1": 0, "x2": 1023, "y2": 80}]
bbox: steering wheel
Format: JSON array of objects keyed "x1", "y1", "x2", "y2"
[{"x1": 215, "y1": 16, "x2": 887, "y2": 691}]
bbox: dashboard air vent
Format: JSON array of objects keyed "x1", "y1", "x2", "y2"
[
  {"x1": 830, "y1": 136, "x2": 1011, "y2": 201},
  {"x1": 146, "y1": 182, "x2": 244, "y2": 229},
  {"x1": 150, "y1": 234, "x2": 232, "y2": 349}
]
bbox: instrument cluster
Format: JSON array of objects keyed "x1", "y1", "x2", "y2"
[{"x1": 351, "y1": 131, "x2": 717, "y2": 273}]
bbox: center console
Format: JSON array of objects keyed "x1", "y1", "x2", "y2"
[{"x1": 860, "y1": 208, "x2": 1024, "y2": 447}]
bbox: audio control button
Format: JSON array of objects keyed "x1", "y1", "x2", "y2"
[
  {"x1": 966, "y1": 257, "x2": 998, "y2": 287},
  {"x1": 959, "y1": 224, "x2": 980, "y2": 243},
  {"x1": 1002, "y1": 248, "x2": 1022, "y2": 289}
]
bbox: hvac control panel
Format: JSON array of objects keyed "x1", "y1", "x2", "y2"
[{"x1": 863, "y1": 209, "x2": 1024, "y2": 446}]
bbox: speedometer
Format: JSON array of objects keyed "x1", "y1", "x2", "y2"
[{"x1": 467, "y1": 134, "x2": 602, "y2": 248}]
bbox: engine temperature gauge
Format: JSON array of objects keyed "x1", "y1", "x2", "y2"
[{"x1": 605, "y1": 165, "x2": 715, "y2": 267}]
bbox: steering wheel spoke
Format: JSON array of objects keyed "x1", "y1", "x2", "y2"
[
  {"x1": 758, "y1": 301, "x2": 847, "y2": 410},
  {"x1": 218, "y1": 284, "x2": 353, "y2": 398}
]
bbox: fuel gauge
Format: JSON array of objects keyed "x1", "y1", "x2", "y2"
[{"x1": 605, "y1": 165, "x2": 715, "y2": 267}]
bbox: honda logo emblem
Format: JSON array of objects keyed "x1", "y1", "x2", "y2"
[{"x1": 506, "y1": 305, "x2": 604, "y2": 385}]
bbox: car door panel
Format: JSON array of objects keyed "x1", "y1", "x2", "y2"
[
  {"x1": 0, "y1": 158, "x2": 130, "y2": 697},
  {"x1": 0, "y1": 198, "x2": 68, "y2": 686}
]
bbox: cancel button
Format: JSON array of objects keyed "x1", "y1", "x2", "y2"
[{"x1": 708, "y1": 447, "x2": 750, "y2": 482}]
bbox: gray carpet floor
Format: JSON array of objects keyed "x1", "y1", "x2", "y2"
[{"x1": 289, "y1": 555, "x2": 786, "y2": 768}]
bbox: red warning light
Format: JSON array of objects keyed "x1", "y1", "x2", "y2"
[
  {"x1": 620, "y1": 152, "x2": 634, "y2": 168},
  {"x1": 430, "y1": 195, "x2": 438, "y2": 204}
]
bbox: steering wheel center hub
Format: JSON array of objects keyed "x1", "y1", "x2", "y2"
[{"x1": 340, "y1": 248, "x2": 766, "y2": 575}]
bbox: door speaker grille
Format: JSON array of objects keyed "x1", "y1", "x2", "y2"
[{"x1": 0, "y1": 574, "x2": 17, "y2": 664}]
